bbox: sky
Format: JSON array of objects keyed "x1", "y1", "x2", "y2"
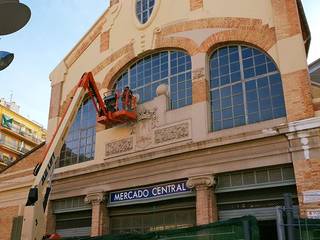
[{"x1": 0, "y1": 0, "x2": 319, "y2": 128}]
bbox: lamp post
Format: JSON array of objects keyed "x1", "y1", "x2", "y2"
[
  {"x1": 0, "y1": 51, "x2": 14, "y2": 71},
  {"x1": 0, "y1": 0, "x2": 31, "y2": 71}
]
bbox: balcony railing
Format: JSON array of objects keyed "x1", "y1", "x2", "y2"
[
  {"x1": 0, "y1": 156, "x2": 14, "y2": 165},
  {"x1": 4, "y1": 125, "x2": 44, "y2": 144},
  {"x1": 0, "y1": 139, "x2": 29, "y2": 154}
]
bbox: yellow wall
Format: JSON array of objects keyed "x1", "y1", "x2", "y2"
[{"x1": 0, "y1": 105, "x2": 46, "y2": 140}]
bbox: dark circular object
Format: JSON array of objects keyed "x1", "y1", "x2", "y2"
[
  {"x1": 0, "y1": 51, "x2": 14, "y2": 71},
  {"x1": 0, "y1": 1, "x2": 31, "y2": 35}
]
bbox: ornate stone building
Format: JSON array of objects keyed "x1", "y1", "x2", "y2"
[{"x1": 1, "y1": 0, "x2": 319, "y2": 239}]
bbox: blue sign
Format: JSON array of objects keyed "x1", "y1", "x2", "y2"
[{"x1": 109, "y1": 181, "x2": 193, "y2": 206}]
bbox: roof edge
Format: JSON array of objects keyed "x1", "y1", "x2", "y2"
[{"x1": 296, "y1": 0, "x2": 311, "y2": 55}]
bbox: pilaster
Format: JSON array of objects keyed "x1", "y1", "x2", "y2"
[
  {"x1": 187, "y1": 175, "x2": 217, "y2": 225},
  {"x1": 85, "y1": 192, "x2": 109, "y2": 237}
]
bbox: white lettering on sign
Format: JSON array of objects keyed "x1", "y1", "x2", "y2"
[
  {"x1": 307, "y1": 210, "x2": 320, "y2": 219},
  {"x1": 110, "y1": 181, "x2": 191, "y2": 205},
  {"x1": 303, "y1": 190, "x2": 320, "y2": 203}
]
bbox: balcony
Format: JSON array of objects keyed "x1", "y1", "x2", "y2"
[
  {"x1": 0, "y1": 139, "x2": 29, "y2": 155},
  {"x1": 1, "y1": 125, "x2": 44, "y2": 145},
  {"x1": 0, "y1": 156, "x2": 14, "y2": 166}
]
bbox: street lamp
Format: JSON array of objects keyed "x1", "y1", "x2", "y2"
[
  {"x1": 0, "y1": 0, "x2": 30, "y2": 71},
  {"x1": 0, "y1": 0, "x2": 31, "y2": 35},
  {"x1": 0, "y1": 51, "x2": 14, "y2": 71}
]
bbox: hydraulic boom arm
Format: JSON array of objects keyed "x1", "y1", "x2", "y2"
[{"x1": 20, "y1": 72, "x2": 108, "y2": 240}]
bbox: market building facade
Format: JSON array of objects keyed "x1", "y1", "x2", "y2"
[{"x1": 1, "y1": 0, "x2": 320, "y2": 239}]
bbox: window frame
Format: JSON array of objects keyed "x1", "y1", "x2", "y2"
[
  {"x1": 136, "y1": 0, "x2": 156, "y2": 24},
  {"x1": 58, "y1": 97, "x2": 96, "y2": 168},
  {"x1": 209, "y1": 45, "x2": 286, "y2": 131},
  {"x1": 114, "y1": 50, "x2": 192, "y2": 110}
]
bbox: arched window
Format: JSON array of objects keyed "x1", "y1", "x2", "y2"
[
  {"x1": 116, "y1": 51, "x2": 192, "y2": 109},
  {"x1": 59, "y1": 98, "x2": 96, "y2": 167},
  {"x1": 209, "y1": 45, "x2": 286, "y2": 131},
  {"x1": 136, "y1": 0, "x2": 155, "y2": 24}
]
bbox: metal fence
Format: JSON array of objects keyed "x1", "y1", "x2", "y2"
[
  {"x1": 276, "y1": 194, "x2": 320, "y2": 240},
  {"x1": 63, "y1": 216, "x2": 260, "y2": 240}
]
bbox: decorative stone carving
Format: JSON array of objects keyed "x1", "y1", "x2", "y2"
[
  {"x1": 137, "y1": 107, "x2": 158, "y2": 127},
  {"x1": 187, "y1": 175, "x2": 215, "y2": 190},
  {"x1": 155, "y1": 122, "x2": 189, "y2": 144},
  {"x1": 105, "y1": 137, "x2": 133, "y2": 156},
  {"x1": 156, "y1": 84, "x2": 169, "y2": 96},
  {"x1": 135, "y1": 107, "x2": 158, "y2": 148},
  {"x1": 192, "y1": 67, "x2": 205, "y2": 80},
  {"x1": 85, "y1": 192, "x2": 105, "y2": 205}
]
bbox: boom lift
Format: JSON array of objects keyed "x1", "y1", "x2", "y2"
[{"x1": 20, "y1": 72, "x2": 137, "y2": 240}]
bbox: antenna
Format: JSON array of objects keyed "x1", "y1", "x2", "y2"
[{"x1": 10, "y1": 91, "x2": 13, "y2": 102}]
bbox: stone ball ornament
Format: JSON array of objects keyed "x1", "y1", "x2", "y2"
[
  {"x1": 133, "y1": 93, "x2": 140, "y2": 104},
  {"x1": 0, "y1": 0, "x2": 31, "y2": 35},
  {"x1": 156, "y1": 84, "x2": 169, "y2": 96}
]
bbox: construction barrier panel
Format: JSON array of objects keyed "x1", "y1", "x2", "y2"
[{"x1": 62, "y1": 216, "x2": 260, "y2": 240}]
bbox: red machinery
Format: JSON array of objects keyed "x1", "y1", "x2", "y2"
[
  {"x1": 80, "y1": 72, "x2": 137, "y2": 126},
  {"x1": 21, "y1": 72, "x2": 137, "y2": 240}
]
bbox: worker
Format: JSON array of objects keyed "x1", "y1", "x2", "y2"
[
  {"x1": 122, "y1": 86, "x2": 133, "y2": 111},
  {"x1": 103, "y1": 90, "x2": 117, "y2": 113}
]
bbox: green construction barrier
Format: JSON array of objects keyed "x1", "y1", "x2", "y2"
[
  {"x1": 63, "y1": 216, "x2": 260, "y2": 240},
  {"x1": 294, "y1": 218, "x2": 320, "y2": 240}
]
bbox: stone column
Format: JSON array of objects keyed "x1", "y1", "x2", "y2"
[
  {"x1": 187, "y1": 175, "x2": 217, "y2": 225},
  {"x1": 85, "y1": 192, "x2": 109, "y2": 237},
  {"x1": 285, "y1": 126, "x2": 320, "y2": 218},
  {"x1": 191, "y1": 53, "x2": 208, "y2": 105}
]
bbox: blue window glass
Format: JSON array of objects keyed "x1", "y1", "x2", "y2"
[
  {"x1": 116, "y1": 50, "x2": 192, "y2": 109},
  {"x1": 136, "y1": 0, "x2": 155, "y2": 24},
  {"x1": 59, "y1": 98, "x2": 96, "y2": 167},
  {"x1": 210, "y1": 45, "x2": 286, "y2": 131}
]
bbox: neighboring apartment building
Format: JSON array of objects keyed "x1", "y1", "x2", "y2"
[
  {"x1": 0, "y1": 0, "x2": 320, "y2": 239},
  {"x1": 0, "y1": 98, "x2": 46, "y2": 169}
]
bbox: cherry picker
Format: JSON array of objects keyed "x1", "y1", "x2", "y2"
[{"x1": 20, "y1": 72, "x2": 137, "y2": 239}]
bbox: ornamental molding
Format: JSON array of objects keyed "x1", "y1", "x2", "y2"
[
  {"x1": 186, "y1": 175, "x2": 215, "y2": 189},
  {"x1": 85, "y1": 192, "x2": 105, "y2": 205},
  {"x1": 137, "y1": 107, "x2": 158, "y2": 128},
  {"x1": 134, "y1": 107, "x2": 158, "y2": 149},
  {"x1": 105, "y1": 137, "x2": 133, "y2": 156},
  {"x1": 192, "y1": 67, "x2": 205, "y2": 80},
  {"x1": 154, "y1": 122, "x2": 189, "y2": 144}
]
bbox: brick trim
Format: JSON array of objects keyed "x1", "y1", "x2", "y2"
[
  {"x1": 271, "y1": 0, "x2": 302, "y2": 41},
  {"x1": 192, "y1": 68, "x2": 208, "y2": 103},
  {"x1": 49, "y1": 82, "x2": 63, "y2": 119},
  {"x1": 92, "y1": 43, "x2": 134, "y2": 75},
  {"x1": 154, "y1": 35, "x2": 199, "y2": 56},
  {"x1": 156, "y1": 17, "x2": 276, "y2": 55},
  {"x1": 100, "y1": 31, "x2": 110, "y2": 53},
  {"x1": 65, "y1": 21, "x2": 105, "y2": 68},
  {"x1": 199, "y1": 26, "x2": 276, "y2": 54},
  {"x1": 282, "y1": 69, "x2": 314, "y2": 122},
  {"x1": 103, "y1": 51, "x2": 136, "y2": 90},
  {"x1": 110, "y1": 0, "x2": 119, "y2": 7},
  {"x1": 190, "y1": 0, "x2": 203, "y2": 11},
  {"x1": 159, "y1": 18, "x2": 264, "y2": 36}
]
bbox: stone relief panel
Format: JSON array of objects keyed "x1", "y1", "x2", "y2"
[
  {"x1": 105, "y1": 137, "x2": 133, "y2": 156},
  {"x1": 104, "y1": 105, "x2": 190, "y2": 158},
  {"x1": 134, "y1": 107, "x2": 158, "y2": 149},
  {"x1": 154, "y1": 122, "x2": 190, "y2": 144}
]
